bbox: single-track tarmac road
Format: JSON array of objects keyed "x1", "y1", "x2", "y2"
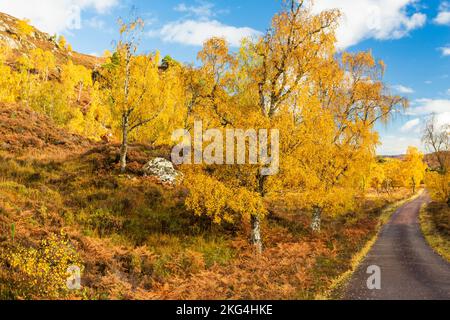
[{"x1": 344, "y1": 192, "x2": 450, "y2": 300}]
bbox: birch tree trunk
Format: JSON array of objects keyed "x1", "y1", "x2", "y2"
[
  {"x1": 120, "y1": 46, "x2": 131, "y2": 174},
  {"x1": 77, "y1": 82, "x2": 83, "y2": 103},
  {"x1": 251, "y1": 215, "x2": 263, "y2": 255},
  {"x1": 311, "y1": 206, "x2": 322, "y2": 232},
  {"x1": 120, "y1": 114, "x2": 128, "y2": 173},
  {"x1": 412, "y1": 177, "x2": 416, "y2": 194},
  {"x1": 251, "y1": 174, "x2": 267, "y2": 254}
]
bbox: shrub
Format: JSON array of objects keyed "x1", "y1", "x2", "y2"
[
  {"x1": 425, "y1": 172, "x2": 450, "y2": 205},
  {"x1": 79, "y1": 208, "x2": 124, "y2": 237},
  {"x1": 0, "y1": 234, "x2": 83, "y2": 299}
]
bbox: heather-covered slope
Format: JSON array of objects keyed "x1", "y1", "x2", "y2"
[
  {"x1": 0, "y1": 12, "x2": 101, "y2": 69},
  {"x1": 0, "y1": 104, "x2": 415, "y2": 299},
  {"x1": 0, "y1": 103, "x2": 93, "y2": 157}
]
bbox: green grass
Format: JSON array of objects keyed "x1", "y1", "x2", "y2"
[{"x1": 420, "y1": 202, "x2": 450, "y2": 262}]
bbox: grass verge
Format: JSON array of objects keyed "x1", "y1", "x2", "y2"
[{"x1": 420, "y1": 202, "x2": 450, "y2": 262}]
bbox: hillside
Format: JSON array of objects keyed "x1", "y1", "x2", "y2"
[
  {"x1": 0, "y1": 103, "x2": 181, "y2": 299},
  {"x1": 0, "y1": 5, "x2": 439, "y2": 301},
  {"x1": 0, "y1": 103, "x2": 414, "y2": 300},
  {"x1": 0, "y1": 12, "x2": 101, "y2": 69},
  {"x1": 382, "y1": 153, "x2": 443, "y2": 170},
  {"x1": 424, "y1": 152, "x2": 450, "y2": 171},
  {"x1": 0, "y1": 103, "x2": 93, "y2": 158}
]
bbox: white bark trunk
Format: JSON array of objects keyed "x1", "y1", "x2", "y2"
[
  {"x1": 251, "y1": 215, "x2": 263, "y2": 254},
  {"x1": 311, "y1": 206, "x2": 322, "y2": 232},
  {"x1": 120, "y1": 114, "x2": 128, "y2": 173},
  {"x1": 77, "y1": 82, "x2": 83, "y2": 103},
  {"x1": 120, "y1": 46, "x2": 132, "y2": 174}
]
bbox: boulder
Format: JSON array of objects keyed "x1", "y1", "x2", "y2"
[
  {"x1": 143, "y1": 158, "x2": 183, "y2": 185},
  {"x1": 0, "y1": 22, "x2": 7, "y2": 32},
  {"x1": 0, "y1": 35, "x2": 19, "y2": 49}
]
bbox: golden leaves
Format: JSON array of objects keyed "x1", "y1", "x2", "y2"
[
  {"x1": 3, "y1": 234, "x2": 83, "y2": 299},
  {"x1": 184, "y1": 172, "x2": 267, "y2": 224},
  {"x1": 16, "y1": 19, "x2": 33, "y2": 39},
  {"x1": 426, "y1": 171, "x2": 450, "y2": 203},
  {"x1": 179, "y1": 0, "x2": 408, "y2": 237}
]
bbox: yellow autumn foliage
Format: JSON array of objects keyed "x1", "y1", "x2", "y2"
[
  {"x1": 16, "y1": 19, "x2": 33, "y2": 40},
  {"x1": 0, "y1": 0, "x2": 420, "y2": 254},
  {"x1": 426, "y1": 171, "x2": 450, "y2": 204},
  {"x1": 1, "y1": 235, "x2": 83, "y2": 299},
  {"x1": 0, "y1": 47, "x2": 19, "y2": 103},
  {"x1": 179, "y1": 1, "x2": 407, "y2": 247}
]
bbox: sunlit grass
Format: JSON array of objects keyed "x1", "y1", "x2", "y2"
[{"x1": 420, "y1": 202, "x2": 450, "y2": 262}]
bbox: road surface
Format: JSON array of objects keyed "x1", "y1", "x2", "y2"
[{"x1": 344, "y1": 192, "x2": 450, "y2": 300}]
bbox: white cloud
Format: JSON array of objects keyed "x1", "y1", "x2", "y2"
[
  {"x1": 392, "y1": 84, "x2": 414, "y2": 94},
  {"x1": 435, "y1": 112, "x2": 450, "y2": 128},
  {"x1": 435, "y1": 11, "x2": 450, "y2": 25},
  {"x1": 311, "y1": 0, "x2": 427, "y2": 49},
  {"x1": 440, "y1": 47, "x2": 450, "y2": 56},
  {"x1": 400, "y1": 118, "x2": 421, "y2": 132},
  {"x1": 149, "y1": 1, "x2": 258, "y2": 47},
  {"x1": 0, "y1": 0, "x2": 118, "y2": 34},
  {"x1": 434, "y1": 1, "x2": 450, "y2": 25},
  {"x1": 174, "y1": 2, "x2": 214, "y2": 17},
  {"x1": 150, "y1": 19, "x2": 261, "y2": 47},
  {"x1": 397, "y1": 98, "x2": 450, "y2": 141},
  {"x1": 377, "y1": 98, "x2": 449, "y2": 155},
  {"x1": 378, "y1": 135, "x2": 423, "y2": 155},
  {"x1": 410, "y1": 98, "x2": 450, "y2": 115},
  {"x1": 407, "y1": 99, "x2": 450, "y2": 131}
]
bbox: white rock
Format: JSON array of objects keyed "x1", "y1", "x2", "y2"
[
  {"x1": 143, "y1": 158, "x2": 183, "y2": 185},
  {"x1": 0, "y1": 35, "x2": 19, "y2": 49}
]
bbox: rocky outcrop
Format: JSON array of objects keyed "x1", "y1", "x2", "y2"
[
  {"x1": 142, "y1": 158, "x2": 183, "y2": 185},
  {"x1": 0, "y1": 11, "x2": 103, "y2": 69},
  {"x1": 0, "y1": 13, "x2": 46, "y2": 51},
  {"x1": 0, "y1": 34, "x2": 19, "y2": 49}
]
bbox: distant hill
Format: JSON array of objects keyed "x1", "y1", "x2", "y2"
[
  {"x1": 424, "y1": 152, "x2": 450, "y2": 170},
  {"x1": 380, "y1": 153, "x2": 447, "y2": 170},
  {"x1": 0, "y1": 12, "x2": 102, "y2": 69},
  {"x1": 382, "y1": 154, "x2": 405, "y2": 160}
]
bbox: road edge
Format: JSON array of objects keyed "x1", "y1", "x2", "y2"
[
  {"x1": 419, "y1": 202, "x2": 450, "y2": 263},
  {"x1": 316, "y1": 190, "x2": 424, "y2": 300}
]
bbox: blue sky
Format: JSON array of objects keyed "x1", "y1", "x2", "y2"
[{"x1": 0, "y1": 0, "x2": 449, "y2": 155}]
